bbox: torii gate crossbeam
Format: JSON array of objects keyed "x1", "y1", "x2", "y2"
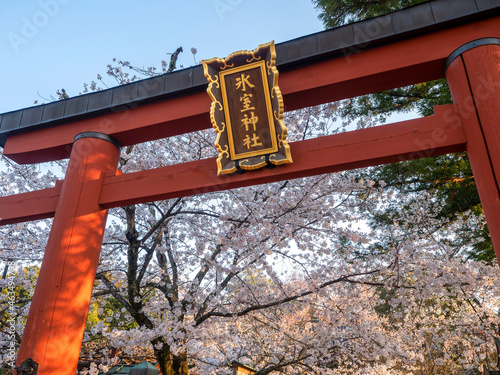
[
  {"x1": 1, "y1": 105, "x2": 467, "y2": 225},
  {"x1": 1, "y1": 1, "x2": 500, "y2": 374}
]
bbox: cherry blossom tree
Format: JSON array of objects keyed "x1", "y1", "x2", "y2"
[{"x1": 1, "y1": 49, "x2": 500, "y2": 375}]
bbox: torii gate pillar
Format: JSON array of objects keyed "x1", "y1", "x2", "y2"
[
  {"x1": 445, "y1": 38, "x2": 500, "y2": 264},
  {"x1": 14, "y1": 133, "x2": 120, "y2": 375}
]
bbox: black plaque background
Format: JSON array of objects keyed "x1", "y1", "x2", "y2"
[{"x1": 223, "y1": 67, "x2": 276, "y2": 159}]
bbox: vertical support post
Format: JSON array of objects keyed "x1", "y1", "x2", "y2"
[
  {"x1": 15, "y1": 132, "x2": 121, "y2": 375},
  {"x1": 445, "y1": 38, "x2": 500, "y2": 266}
]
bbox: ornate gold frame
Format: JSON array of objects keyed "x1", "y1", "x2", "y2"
[{"x1": 202, "y1": 41, "x2": 293, "y2": 175}]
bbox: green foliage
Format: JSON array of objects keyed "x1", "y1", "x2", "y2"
[
  {"x1": 86, "y1": 293, "x2": 139, "y2": 337},
  {"x1": 312, "y1": 0, "x2": 494, "y2": 263},
  {"x1": 312, "y1": 0, "x2": 429, "y2": 28},
  {"x1": 370, "y1": 153, "x2": 477, "y2": 221},
  {"x1": 0, "y1": 266, "x2": 39, "y2": 305},
  {"x1": 340, "y1": 80, "x2": 452, "y2": 125},
  {"x1": 373, "y1": 287, "x2": 400, "y2": 317},
  {"x1": 361, "y1": 153, "x2": 494, "y2": 262}
]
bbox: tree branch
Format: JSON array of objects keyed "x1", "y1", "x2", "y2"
[{"x1": 195, "y1": 270, "x2": 380, "y2": 326}]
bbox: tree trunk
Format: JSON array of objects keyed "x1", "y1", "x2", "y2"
[
  {"x1": 173, "y1": 352, "x2": 189, "y2": 375},
  {"x1": 153, "y1": 339, "x2": 173, "y2": 375},
  {"x1": 153, "y1": 339, "x2": 189, "y2": 375}
]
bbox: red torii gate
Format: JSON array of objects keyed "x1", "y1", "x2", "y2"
[{"x1": 1, "y1": 1, "x2": 500, "y2": 374}]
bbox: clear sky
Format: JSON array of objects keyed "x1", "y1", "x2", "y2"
[{"x1": 0, "y1": 0, "x2": 325, "y2": 114}]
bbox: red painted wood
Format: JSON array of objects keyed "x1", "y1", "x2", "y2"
[
  {"x1": 462, "y1": 45, "x2": 500, "y2": 187},
  {"x1": 0, "y1": 181, "x2": 61, "y2": 225},
  {"x1": 0, "y1": 106, "x2": 466, "y2": 225},
  {"x1": 4, "y1": 93, "x2": 210, "y2": 164},
  {"x1": 14, "y1": 136, "x2": 120, "y2": 375},
  {"x1": 4, "y1": 16, "x2": 500, "y2": 164},
  {"x1": 98, "y1": 105, "x2": 466, "y2": 208},
  {"x1": 446, "y1": 45, "x2": 500, "y2": 267}
]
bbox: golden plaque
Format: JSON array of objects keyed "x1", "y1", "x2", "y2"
[{"x1": 203, "y1": 41, "x2": 292, "y2": 175}]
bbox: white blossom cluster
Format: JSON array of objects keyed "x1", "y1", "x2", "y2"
[{"x1": 1, "y1": 97, "x2": 499, "y2": 374}]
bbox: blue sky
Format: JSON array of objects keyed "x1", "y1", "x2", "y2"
[{"x1": 0, "y1": 0, "x2": 324, "y2": 114}]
